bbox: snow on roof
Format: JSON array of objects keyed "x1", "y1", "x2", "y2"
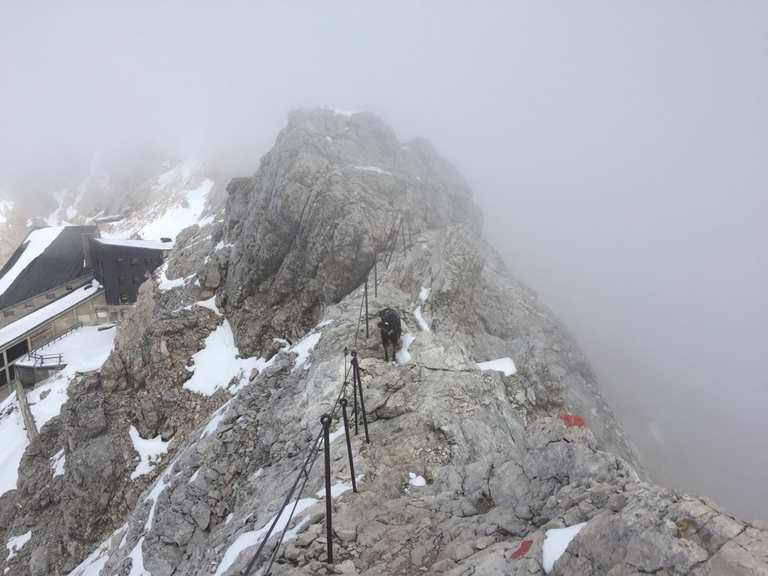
[
  {"x1": 0, "y1": 227, "x2": 64, "y2": 297},
  {"x1": 93, "y1": 238, "x2": 174, "y2": 251},
  {"x1": 0, "y1": 281, "x2": 102, "y2": 348}
]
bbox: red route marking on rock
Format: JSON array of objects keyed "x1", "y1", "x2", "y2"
[
  {"x1": 511, "y1": 539, "x2": 533, "y2": 560},
  {"x1": 559, "y1": 413, "x2": 586, "y2": 428}
]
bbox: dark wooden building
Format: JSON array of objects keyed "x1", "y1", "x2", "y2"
[{"x1": 90, "y1": 238, "x2": 172, "y2": 305}]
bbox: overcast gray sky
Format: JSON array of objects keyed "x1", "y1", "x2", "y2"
[{"x1": 1, "y1": 1, "x2": 766, "y2": 518}]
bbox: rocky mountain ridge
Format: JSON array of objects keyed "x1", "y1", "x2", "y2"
[{"x1": 0, "y1": 109, "x2": 766, "y2": 576}]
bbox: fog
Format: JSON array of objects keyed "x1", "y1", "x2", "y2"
[{"x1": 1, "y1": 2, "x2": 766, "y2": 518}]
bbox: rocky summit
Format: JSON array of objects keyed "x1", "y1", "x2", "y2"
[{"x1": 2, "y1": 109, "x2": 767, "y2": 576}]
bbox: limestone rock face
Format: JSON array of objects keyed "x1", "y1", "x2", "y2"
[
  {"x1": 221, "y1": 109, "x2": 482, "y2": 355},
  {"x1": 1, "y1": 110, "x2": 766, "y2": 576}
]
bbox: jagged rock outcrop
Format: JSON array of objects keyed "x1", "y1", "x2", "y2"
[
  {"x1": 2, "y1": 109, "x2": 766, "y2": 576},
  {"x1": 0, "y1": 281, "x2": 236, "y2": 575},
  {"x1": 220, "y1": 109, "x2": 482, "y2": 355}
]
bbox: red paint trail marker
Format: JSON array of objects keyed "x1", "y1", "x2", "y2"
[
  {"x1": 511, "y1": 539, "x2": 533, "y2": 560},
  {"x1": 559, "y1": 413, "x2": 586, "y2": 428}
]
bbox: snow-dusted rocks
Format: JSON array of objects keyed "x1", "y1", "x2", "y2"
[{"x1": 0, "y1": 110, "x2": 766, "y2": 576}]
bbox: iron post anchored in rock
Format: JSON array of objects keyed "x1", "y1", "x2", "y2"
[
  {"x1": 320, "y1": 413, "x2": 334, "y2": 565},
  {"x1": 14, "y1": 378, "x2": 38, "y2": 441},
  {"x1": 364, "y1": 278, "x2": 369, "y2": 339},
  {"x1": 351, "y1": 350, "x2": 370, "y2": 444},
  {"x1": 340, "y1": 399, "x2": 358, "y2": 493}
]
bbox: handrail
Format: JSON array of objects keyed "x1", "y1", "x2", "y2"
[
  {"x1": 243, "y1": 211, "x2": 415, "y2": 575},
  {"x1": 22, "y1": 321, "x2": 83, "y2": 367}
]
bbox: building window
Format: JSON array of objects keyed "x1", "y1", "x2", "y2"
[{"x1": 119, "y1": 294, "x2": 130, "y2": 304}]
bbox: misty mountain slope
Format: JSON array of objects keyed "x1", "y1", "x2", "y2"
[
  {"x1": 0, "y1": 157, "x2": 224, "y2": 268},
  {"x1": 64, "y1": 229, "x2": 768, "y2": 576},
  {"x1": 1, "y1": 110, "x2": 766, "y2": 576}
]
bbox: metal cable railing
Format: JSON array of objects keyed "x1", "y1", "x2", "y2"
[{"x1": 242, "y1": 212, "x2": 412, "y2": 575}]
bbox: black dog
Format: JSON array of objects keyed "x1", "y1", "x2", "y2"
[{"x1": 378, "y1": 307, "x2": 402, "y2": 362}]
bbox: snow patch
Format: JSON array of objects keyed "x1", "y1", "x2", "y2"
[
  {"x1": 183, "y1": 320, "x2": 266, "y2": 396},
  {"x1": 291, "y1": 332, "x2": 322, "y2": 372},
  {"x1": 317, "y1": 480, "x2": 355, "y2": 499},
  {"x1": 542, "y1": 522, "x2": 588, "y2": 573},
  {"x1": 51, "y1": 449, "x2": 66, "y2": 477},
  {"x1": 408, "y1": 472, "x2": 426, "y2": 487},
  {"x1": 396, "y1": 334, "x2": 416, "y2": 364},
  {"x1": 201, "y1": 403, "x2": 231, "y2": 439},
  {"x1": 195, "y1": 295, "x2": 222, "y2": 316},
  {"x1": 127, "y1": 537, "x2": 149, "y2": 576},
  {"x1": 328, "y1": 426, "x2": 346, "y2": 444},
  {"x1": 477, "y1": 357, "x2": 517, "y2": 377},
  {"x1": 144, "y1": 471, "x2": 171, "y2": 531},
  {"x1": 156, "y1": 262, "x2": 191, "y2": 291},
  {"x1": 6, "y1": 530, "x2": 31, "y2": 561},
  {"x1": 128, "y1": 426, "x2": 170, "y2": 480},
  {"x1": 414, "y1": 306, "x2": 430, "y2": 332}
]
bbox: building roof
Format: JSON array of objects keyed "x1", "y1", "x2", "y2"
[
  {"x1": 0, "y1": 281, "x2": 103, "y2": 349},
  {"x1": 0, "y1": 225, "x2": 97, "y2": 310},
  {"x1": 92, "y1": 238, "x2": 174, "y2": 251}
]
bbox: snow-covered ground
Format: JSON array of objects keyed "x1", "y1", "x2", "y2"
[
  {"x1": 542, "y1": 522, "x2": 588, "y2": 573},
  {"x1": 0, "y1": 325, "x2": 116, "y2": 496},
  {"x1": 183, "y1": 320, "x2": 266, "y2": 396},
  {"x1": 184, "y1": 322, "x2": 323, "y2": 396},
  {"x1": 477, "y1": 357, "x2": 517, "y2": 377},
  {"x1": 15, "y1": 325, "x2": 116, "y2": 371},
  {"x1": 101, "y1": 161, "x2": 215, "y2": 242}
]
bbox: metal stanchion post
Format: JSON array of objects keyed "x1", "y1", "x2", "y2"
[
  {"x1": 321, "y1": 414, "x2": 334, "y2": 564},
  {"x1": 364, "y1": 279, "x2": 369, "y2": 339},
  {"x1": 340, "y1": 399, "x2": 358, "y2": 493},
  {"x1": 352, "y1": 354, "x2": 370, "y2": 444}
]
